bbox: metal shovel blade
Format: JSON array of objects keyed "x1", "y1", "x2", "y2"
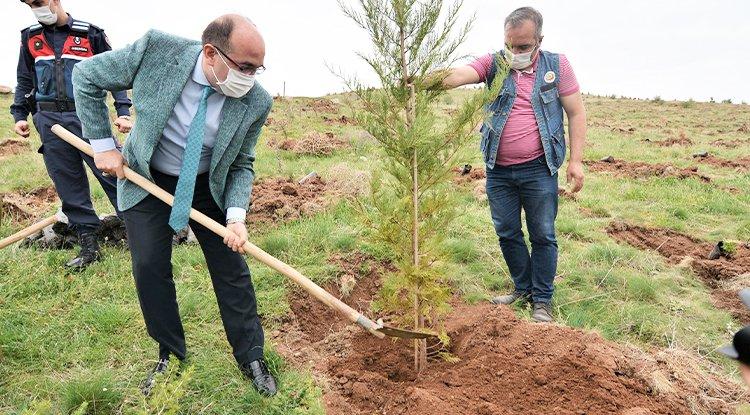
[{"x1": 375, "y1": 323, "x2": 438, "y2": 339}]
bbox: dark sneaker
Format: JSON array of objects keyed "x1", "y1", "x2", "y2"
[
  {"x1": 491, "y1": 291, "x2": 531, "y2": 306},
  {"x1": 140, "y1": 357, "x2": 169, "y2": 396},
  {"x1": 240, "y1": 358, "x2": 277, "y2": 397},
  {"x1": 65, "y1": 231, "x2": 101, "y2": 270},
  {"x1": 531, "y1": 302, "x2": 554, "y2": 323}
]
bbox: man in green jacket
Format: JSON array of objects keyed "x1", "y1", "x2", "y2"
[{"x1": 72, "y1": 15, "x2": 276, "y2": 396}]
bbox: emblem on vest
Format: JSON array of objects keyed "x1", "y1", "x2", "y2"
[
  {"x1": 34, "y1": 40, "x2": 43, "y2": 50},
  {"x1": 70, "y1": 46, "x2": 89, "y2": 53},
  {"x1": 544, "y1": 71, "x2": 556, "y2": 84},
  {"x1": 74, "y1": 36, "x2": 81, "y2": 45}
]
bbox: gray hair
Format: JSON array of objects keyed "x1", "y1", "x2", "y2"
[{"x1": 504, "y1": 7, "x2": 543, "y2": 40}]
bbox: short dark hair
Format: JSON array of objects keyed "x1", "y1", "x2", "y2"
[
  {"x1": 505, "y1": 7, "x2": 543, "y2": 40},
  {"x1": 202, "y1": 17, "x2": 235, "y2": 53}
]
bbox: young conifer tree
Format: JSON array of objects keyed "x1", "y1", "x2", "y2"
[{"x1": 340, "y1": 0, "x2": 508, "y2": 371}]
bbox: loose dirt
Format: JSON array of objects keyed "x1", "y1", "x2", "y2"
[
  {"x1": 275, "y1": 251, "x2": 745, "y2": 415},
  {"x1": 607, "y1": 221, "x2": 750, "y2": 323},
  {"x1": 585, "y1": 158, "x2": 711, "y2": 182}
]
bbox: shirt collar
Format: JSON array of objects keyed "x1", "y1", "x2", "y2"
[{"x1": 192, "y1": 53, "x2": 212, "y2": 87}]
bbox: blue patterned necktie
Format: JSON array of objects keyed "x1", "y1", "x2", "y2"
[{"x1": 168, "y1": 85, "x2": 214, "y2": 232}]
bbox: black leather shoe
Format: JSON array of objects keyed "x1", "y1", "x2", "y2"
[
  {"x1": 140, "y1": 357, "x2": 169, "y2": 396},
  {"x1": 65, "y1": 231, "x2": 101, "y2": 270},
  {"x1": 240, "y1": 358, "x2": 277, "y2": 397}
]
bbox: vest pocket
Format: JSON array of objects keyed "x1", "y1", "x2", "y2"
[
  {"x1": 540, "y1": 86, "x2": 563, "y2": 136},
  {"x1": 540, "y1": 87, "x2": 559, "y2": 104}
]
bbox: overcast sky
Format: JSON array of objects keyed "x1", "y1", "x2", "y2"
[{"x1": 1, "y1": 0, "x2": 749, "y2": 103}]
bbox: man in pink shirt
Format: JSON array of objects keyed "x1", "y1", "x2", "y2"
[{"x1": 441, "y1": 7, "x2": 587, "y2": 322}]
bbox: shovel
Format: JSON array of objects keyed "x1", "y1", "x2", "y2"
[
  {"x1": 0, "y1": 214, "x2": 59, "y2": 250},
  {"x1": 51, "y1": 124, "x2": 435, "y2": 341}
]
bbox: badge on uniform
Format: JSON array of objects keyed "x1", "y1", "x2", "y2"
[
  {"x1": 34, "y1": 40, "x2": 43, "y2": 50},
  {"x1": 544, "y1": 71, "x2": 556, "y2": 84},
  {"x1": 74, "y1": 36, "x2": 81, "y2": 45}
]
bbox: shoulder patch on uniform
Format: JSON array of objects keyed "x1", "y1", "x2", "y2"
[
  {"x1": 24, "y1": 23, "x2": 43, "y2": 34},
  {"x1": 71, "y1": 20, "x2": 91, "y2": 34}
]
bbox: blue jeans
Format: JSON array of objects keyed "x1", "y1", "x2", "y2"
[{"x1": 486, "y1": 156, "x2": 559, "y2": 303}]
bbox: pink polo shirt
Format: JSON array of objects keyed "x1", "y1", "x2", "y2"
[{"x1": 469, "y1": 53, "x2": 579, "y2": 166}]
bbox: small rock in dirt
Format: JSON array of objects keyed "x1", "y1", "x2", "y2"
[
  {"x1": 339, "y1": 274, "x2": 357, "y2": 297},
  {"x1": 692, "y1": 151, "x2": 709, "y2": 158},
  {"x1": 601, "y1": 155, "x2": 615, "y2": 163},
  {"x1": 649, "y1": 370, "x2": 675, "y2": 395},
  {"x1": 662, "y1": 166, "x2": 677, "y2": 176},
  {"x1": 461, "y1": 164, "x2": 472, "y2": 175}
]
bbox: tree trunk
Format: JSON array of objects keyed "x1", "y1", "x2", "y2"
[{"x1": 400, "y1": 20, "x2": 427, "y2": 373}]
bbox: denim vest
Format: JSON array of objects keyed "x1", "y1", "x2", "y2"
[{"x1": 480, "y1": 50, "x2": 565, "y2": 175}]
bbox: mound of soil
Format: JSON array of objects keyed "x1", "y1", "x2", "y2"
[
  {"x1": 301, "y1": 98, "x2": 340, "y2": 113},
  {"x1": 22, "y1": 214, "x2": 127, "y2": 249},
  {"x1": 607, "y1": 222, "x2": 750, "y2": 323},
  {"x1": 271, "y1": 132, "x2": 349, "y2": 156},
  {"x1": 612, "y1": 126, "x2": 636, "y2": 134},
  {"x1": 276, "y1": 252, "x2": 743, "y2": 415},
  {"x1": 0, "y1": 186, "x2": 58, "y2": 223},
  {"x1": 325, "y1": 304, "x2": 732, "y2": 415},
  {"x1": 248, "y1": 176, "x2": 329, "y2": 224},
  {"x1": 0, "y1": 139, "x2": 30, "y2": 157},
  {"x1": 585, "y1": 158, "x2": 711, "y2": 182},
  {"x1": 647, "y1": 132, "x2": 693, "y2": 147},
  {"x1": 696, "y1": 155, "x2": 750, "y2": 172},
  {"x1": 451, "y1": 165, "x2": 486, "y2": 184},
  {"x1": 710, "y1": 138, "x2": 750, "y2": 149},
  {"x1": 323, "y1": 115, "x2": 355, "y2": 125},
  {"x1": 285, "y1": 252, "x2": 394, "y2": 343},
  {"x1": 558, "y1": 186, "x2": 578, "y2": 201}
]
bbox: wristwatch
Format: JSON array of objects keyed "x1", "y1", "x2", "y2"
[{"x1": 226, "y1": 218, "x2": 246, "y2": 225}]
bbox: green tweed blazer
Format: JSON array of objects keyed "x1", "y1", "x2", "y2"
[{"x1": 72, "y1": 29, "x2": 272, "y2": 213}]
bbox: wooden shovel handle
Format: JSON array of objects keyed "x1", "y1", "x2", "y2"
[
  {"x1": 0, "y1": 214, "x2": 59, "y2": 250},
  {"x1": 50, "y1": 124, "x2": 385, "y2": 338}
]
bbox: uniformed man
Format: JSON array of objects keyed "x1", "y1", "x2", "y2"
[{"x1": 11, "y1": 0, "x2": 133, "y2": 269}]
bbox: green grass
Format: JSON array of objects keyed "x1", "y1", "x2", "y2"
[{"x1": 2, "y1": 91, "x2": 750, "y2": 411}]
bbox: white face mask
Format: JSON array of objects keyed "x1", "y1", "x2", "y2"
[
  {"x1": 210, "y1": 50, "x2": 256, "y2": 98},
  {"x1": 506, "y1": 46, "x2": 538, "y2": 70},
  {"x1": 32, "y1": 5, "x2": 58, "y2": 25}
]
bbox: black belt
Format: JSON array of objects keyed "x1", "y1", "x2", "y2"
[{"x1": 37, "y1": 101, "x2": 76, "y2": 112}]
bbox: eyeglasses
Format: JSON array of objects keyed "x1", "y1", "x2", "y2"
[
  {"x1": 506, "y1": 42, "x2": 538, "y2": 54},
  {"x1": 213, "y1": 45, "x2": 266, "y2": 75}
]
